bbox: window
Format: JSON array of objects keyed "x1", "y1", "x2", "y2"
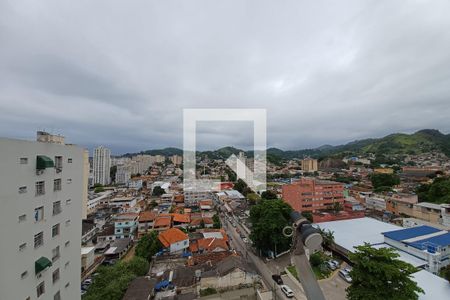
[
  {"x1": 52, "y1": 268, "x2": 60, "y2": 284},
  {"x1": 64, "y1": 261, "x2": 70, "y2": 269},
  {"x1": 65, "y1": 241, "x2": 70, "y2": 247},
  {"x1": 20, "y1": 157, "x2": 28, "y2": 164},
  {"x1": 19, "y1": 243, "x2": 27, "y2": 251},
  {"x1": 65, "y1": 220, "x2": 71, "y2": 227},
  {"x1": 34, "y1": 232, "x2": 44, "y2": 248},
  {"x1": 52, "y1": 224, "x2": 60, "y2": 237},
  {"x1": 36, "y1": 281, "x2": 45, "y2": 298},
  {"x1": 21, "y1": 270, "x2": 28, "y2": 279},
  {"x1": 54, "y1": 291, "x2": 61, "y2": 300},
  {"x1": 52, "y1": 246, "x2": 60, "y2": 262},
  {"x1": 55, "y1": 156, "x2": 62, "y2": 172},
  {"x1": 35, "y1": 181, "x2": 45, "y2": 196},
  {"x1": 66, "y1": 199, "x2": 72, "y2": 205},
  {"x1": 19, "y1": 214, "x2": 27, "y2": 222},
  {"x1": 53, "y1": 179, "x2": 62, "y2": 191},
  {"x1": 64, "y1": 282, "x2": 70, "y2": 288},
  {"x1": 19, "y1": 186, "x2": 27, "y2": 194},
  {"x1": 53, "y1": 201, "x2": 62, "y2": 216},
  {"x1": 34, "y1": 206, "x2": 44, "y2": 222},
  {"x1": 66, "y1": 178, "x2": 72, "y2": 184},
  {"x1": 67, "y1": 158, "x2": 72, "y2": 163}
]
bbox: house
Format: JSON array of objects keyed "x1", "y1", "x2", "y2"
[
  {"x1": 113, "y1": 213, "x2": 139, "y2": 239},
  {"x1": 97, "y1": 224, "x2": 116, "y2": 242},
  {"x1": 199, "y1": 199, "x2": 213, "y2": 210},
  {"x1": 172, "y1": 213, "x2": 191, "y2": 228},
  {"x1": 138, "y1": 211, "x2": 156, "y2": 237},
  {"x1": 153, "y1": 215, "x2": 172, "y2": 231},
  {"x1": 190, "y1": 217, "x2": 214, "y2": 229},
  {"x1": 158, "y1": 228, "x2": 189, "y2": 254},
  {"x1": 109, "y1": 196, "x2": 138, "y2": 209},
  {"x1": 104, "y1": 238, "x2": 133, "y2": 260},
  {"x1": 200, "y1": 255, "x2": 258, "y2": 289},
  {"x1": 189, "y1": 238, "x2": 229, "y2": 253},
  {"x1": 81, "y1": 247, "x2": 96, "y2": 273},
  {"x1": 122, "y1": 277, "x2": 156, "y2": 300}
]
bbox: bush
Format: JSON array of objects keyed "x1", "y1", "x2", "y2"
[
  {"x1": 200, "y1": 287, "x2": 217, "y2": 296},
  {"x1": 309, "y1": 252, "x2": 324, "y2": 267}
]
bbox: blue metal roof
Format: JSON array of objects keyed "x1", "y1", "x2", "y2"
[
  {"x1": 408, "y1": 232, "x2": 450, "y2": 250},
  {"x1": 382, "y1": 225, "x2": 441, "y2": 242}
]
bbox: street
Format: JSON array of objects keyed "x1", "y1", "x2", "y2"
[{"x1": 221, "y1": 214, "x2": 306, "y2": 300}]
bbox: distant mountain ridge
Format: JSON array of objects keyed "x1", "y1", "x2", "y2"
[{"x1": 122, "y1": 129, "x2": 450, "y2": 160}]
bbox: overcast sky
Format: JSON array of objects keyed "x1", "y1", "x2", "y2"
[{"x1": 1, "y1": 0, "x2": 450, "y2": 154}]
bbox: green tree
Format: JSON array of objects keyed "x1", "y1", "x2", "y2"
[
  {"x1": 309, "y1": 252, "x2": 324, "y2": 267},
  {"x1": 332, "y1": 202, "x2": 343, "y2": 213},
  {"x1": 110, "y1": 165, "x2": 117, "y2": 183},
  {"x1": 301, "y1": 211, "x2": 313, "y2": 223},
  {"x1": 319, "y1": 229, "x2": 335, "y2": 249},
  {"x1": 347, "y1": 244, "x2": 424, "y2": 300},
  {"x1": 247, "y1": 193, "x2": 261, "y2": 205},
  {"x1": 94, "y1": 186, "x2": 105, "y2": 193},
  {"x1": 250, "y1": 200, "x2": 293, "y2": 255},
  {"x1": 152, "y1": 186, "x2": 165, "y2": 196},
  {"x1": 370, "y1": 173, "x2": 400, "y2": 190},
  {"x1": 440, "y1": 265, "x2": 450, "y2": 283},
  {"x1": 212, "y1": 214, "x2": 221, "y2": 229},
  {"x1": 261, "y1": 190, "x2": 278, "y2": 200},
  {"x1": 135, "y1": 231, "x2": 162, "y2": 262},
  {"x1": 234, "y1": 179, "x2": 248, "y2": 194}
]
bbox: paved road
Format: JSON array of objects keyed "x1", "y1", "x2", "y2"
[{"x1": 222, "y1": 214, "x2": 305, "y2": 300}]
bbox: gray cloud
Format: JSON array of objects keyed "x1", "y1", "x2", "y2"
[{"x1": 1, "y1": 0, "x2": 450, "y2": 154}]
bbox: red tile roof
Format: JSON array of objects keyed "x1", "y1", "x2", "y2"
[
  {"x1": 153, "y1": 216, "x2": 172, "y2": 228},
  {"x1": 139, "y1": 211, "x2": 156, "y2": 222},
  {"x1": 158, "y1": 228, "x2": 189, "y2": 247},
  {"x1": 171, "y1": 213, "x2": 190, "y2": 223}
]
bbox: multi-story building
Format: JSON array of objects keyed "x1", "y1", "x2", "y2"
[
  {"x1": 93, "y1": 146, "x2": 111, "y2": 186},
  {"x1": 301, "y1": 158, "x2": 318, "y2": 173},
  {"x1": 282, "y1": 178, "x2": 344, "y2": 212},
  {"x1": 0, "y1": 132, "x2": 84, "y2": 300},
  {"x1": 170, "y1": 155, "x2": 182, "y2": 166},
  {"x1": 115, "y1": 164, "x2": 131, "y2": 185},
  {"x1": 184, "y1": 190, "x2": 213, "y2": 207},
  {"x1": 113, "y1": 213, "x2": 138, "y2": 239}
]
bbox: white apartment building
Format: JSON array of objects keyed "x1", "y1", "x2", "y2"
[
  {"x1": 93, "y1": 146, "x2": 111, "y2": 186},
  {"x1": 0, "y1": 132, "x2": 85, "y2": 300},
  {"x1": 115, "y1": 164, "x2": 131, "y2": 185}
]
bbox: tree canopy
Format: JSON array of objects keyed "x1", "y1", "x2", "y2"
[
  {"x1": 152, "y1": 186, "x2": 165, "y2": 196},
  {"x1": 261, "y1": 190, "x2": 278, "y2": 200},
  {"x1": 416, "y1": 177, "x2": 450, "y2": 204},
  {"x1": 82, "y1": 256, "x2": 149, "y2": 300},
  {"x1": 370, "y1": 173, "x2": 400, "y2": 191},
  {"x1": 249, "y1": 199, "x2": 293, "y2": 255},
  {"x1": 135, "y1": 231, "x2": 162, "y2": 262},
  {"x1": 347, "y1": 244, "x2": 424, "y2": 300}
]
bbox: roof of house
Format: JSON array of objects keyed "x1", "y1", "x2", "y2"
[
  {"x1": 202, "y1": 255, "x2": 253, "y2": 277},
  {"x1": 382, "y1": 225, "x2": 442, "y2": 242},
  {"x1": 122, "y1": 276, "x2": 156, "y2": 300},
  {"x1": 197, "y1": 238, "x2": 229, "y2": 252},
  {"x1": 158, "y1": 228, "x2": 189, "y2": 247},
  {"x1": 154, "y1": 216, "x2": 172, "y2": 228},
  {"x1": 413, "y1": 270, "x2": 450, "y2": 300},
  {"x1": 113, "y1": 212, "x2": 139, "y2": 221},
  {"x1": 172, "y1": 213, "x2": 190, "y2": 223},
  {"x1": 408, "y1": 232, "x2": 450, "y2": 250},
  {"x1": 139, "y1": 211, "x2": 156, "y2": 222}
]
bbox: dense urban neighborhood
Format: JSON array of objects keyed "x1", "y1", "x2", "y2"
[{"x1": 2, "y1": 129, "x2": 450, "y2": 300}]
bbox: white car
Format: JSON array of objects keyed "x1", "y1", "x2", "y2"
[
  {"x1": 339, "y1": 269, "x2": 352, "y2": 283},
  {"x1": 280, "y1": 285, "x2": 294, "y2": 298},
  {"x1": 326, "y1": 260, "x2": 337, "y2": 270}
]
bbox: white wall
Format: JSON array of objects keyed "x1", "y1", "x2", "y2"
[{"x1": 0, "y1": 138, "x2": 84, "y2": 300}]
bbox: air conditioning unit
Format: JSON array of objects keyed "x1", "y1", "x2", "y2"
[
  {"x1": 36, "y1": 169, "x2": 44, "y2": 176},
  {"x1": 36, "y1": 273, "x2": 42, "y2": 279}
]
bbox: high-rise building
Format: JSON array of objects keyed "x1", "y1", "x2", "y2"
[
  {"x1": 0, "y1": 132, "x2": 84, "y2": 300},
  {"x1": 301, "y1": 158, "x2": 318, "y2": 173},
  {"x1": 282, "y1": 178, "x2": 344, "y2": 212},
  {"x1": 93, "y1": 146, "x2": 111, "y2": 185},
  {"x1": 170, "y1": 155, "x2": 182, "y2": 165}
]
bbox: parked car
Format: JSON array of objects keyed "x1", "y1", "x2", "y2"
[
  {"x1": 326, "y1": 260, "x2": 337, "y2": 270},
  {"x1": 331, "y1": 260, "x2": 340, "y2": 268},
  {"x1": 272, "y1": 274, "x2": 283, "y2": 285},
  {"x1": 339, "y1": 270, "x2": 352, "y2": 283},
  {"x1": 280, "y1": 285, "x2": 294, "y2": 298},
  {"x1": 83, "y1": 278, "x2": 93, "y2": 285}
]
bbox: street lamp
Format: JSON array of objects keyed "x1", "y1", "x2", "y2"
[{"x1": 283, "y1": 211, "x2": 326, "y2": 300}]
